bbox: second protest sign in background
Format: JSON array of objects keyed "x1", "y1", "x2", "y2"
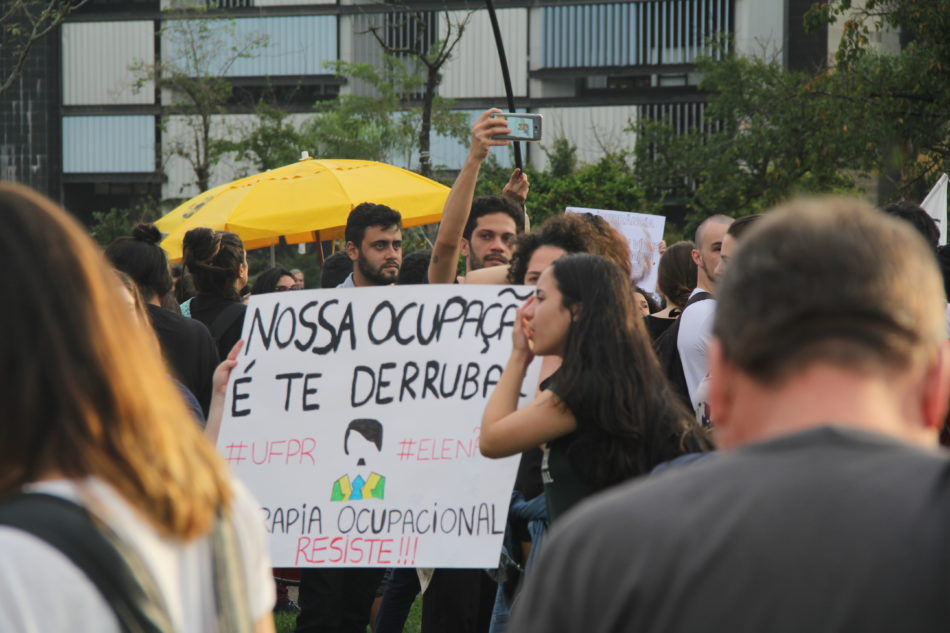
[
  {"x1": 566, "y1": 206, "x2": 665, "y2": 292},
  {"x1": 219, "y1": 284, "x2": 539, "y2": 568}
]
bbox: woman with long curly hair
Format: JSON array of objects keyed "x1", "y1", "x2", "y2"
[
  {"x1": 0, "y1": 183, "x2": 274, "y2": 632},
  {"x1": 481, "y1": 253, "x2": 709, "y2": 522}
]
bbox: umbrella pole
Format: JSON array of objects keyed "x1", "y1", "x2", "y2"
[
  {"x1": 313, "y1": 231, "x2": 325, "y2": 266},
  {"x1": 269, "y1": 245, "x2": 276, "y2": 267}
]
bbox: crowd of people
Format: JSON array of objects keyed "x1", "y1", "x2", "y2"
[{"x1": 1, "y1": 106, "x2": 950, "y2": 633}]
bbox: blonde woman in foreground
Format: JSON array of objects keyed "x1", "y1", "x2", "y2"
[{"x1": 0, "y1": 183, "x2": 275, "y2": 633}]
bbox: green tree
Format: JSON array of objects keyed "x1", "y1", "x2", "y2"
[
  {"x1": 130, "y1": 2, "x2": 268, "y2": 192},
  {"x1": 805, "y1": 0, "x2": 950, "y2": 198},
  {"x1": 475, "y1": 140, "x2": 649, "y2": 227},
  {"x1": 218, "y1": 100, "x2": 309, "y2": 172},
  {"x1": 300, "y1": 56, "x2": 468, "y2": 165},
  {"x1": 89, "y1": 199, "x2": 165, "y2": 246},
  {"x1": 543, "y1": 137, "x2": 578, "y2": 178},
  {"x1": 365, "y1": 9, "x2": 472, "y2": 177},
  {"x1": 633, "y1": 51, "x2": 871, "y2": 223}
]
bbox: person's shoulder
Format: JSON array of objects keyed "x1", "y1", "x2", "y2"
[
  {"x1": 148, "y1": 304, "x2": 215, "y2": 339},
  {"x1": 463, "y1": 266, "x2": 509, "y2": 285},
  {"x1": 0, "y1": 526, "x2": 120, "y2": 633},
  {"x1": 545, "y1": 453, "x2": 726, "y2": 556},
  {"x1": 807, "y1": 426, "x2": 950, "y2": 477},
  {"x1": 599, "y1": 452, "x2": 724, "y2": 506},
  {"x1": 681, "y1": 291, "x2": 715, "y2": 317},
  {"x1": 511, "y1": 459, "x2": 726, "y2": 631},
  {"x1": 678, "y1": 295, "x2": 716, "y2": 339}
]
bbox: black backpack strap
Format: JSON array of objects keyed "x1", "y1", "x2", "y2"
[
  {"x1": 0, "y1": 493, "x2": 173, "y2": 633},
  {"x1": 652, "y1": 291, "x2": 714, "y2": 409},
  {"x1": 682, "y1": 290, "x2": 713, "y2": 310},
  {"x1": 209, "y1": 302, "x2": 246, "y2": 343}
]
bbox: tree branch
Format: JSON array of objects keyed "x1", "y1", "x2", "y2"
[{"x1": 0, "y1": 0, "x2": 90, "y2": 96}]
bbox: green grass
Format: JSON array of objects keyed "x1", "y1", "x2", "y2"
[
  {"x1": 274, "y1": 611, "x2": 298, "y2": 633},
  {"x1": 273, "y1": 596, "x2": 422, "y2": 633},
  {"x1": 403, "y1": 596, "x2": 422, "y2": 633}
]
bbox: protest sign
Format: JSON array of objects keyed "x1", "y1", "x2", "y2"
[
  {"x1": 218, "y1": 284, "x2": 540, "y2": 568},
  {"x1": 565, "y1": 207, "x2": 665, "y2": 292},
  {"x1": 921, "y1": 173, "x2": 948, "y2": 246}
]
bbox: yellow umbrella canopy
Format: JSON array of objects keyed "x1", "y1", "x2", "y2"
[{"x1": 158, "y1": 159, "x2": 450, "y2": 261}]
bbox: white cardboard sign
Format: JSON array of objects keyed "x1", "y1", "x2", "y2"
[
  {"x1": 218, "y1": 284, "x2": 540, "y2": 568},
  {"x1": 921, "y1": 173, "x2": 948, "y2": 246},
  {"x1": 565, "y1": 207, "x2": 666, "y2": 292}
]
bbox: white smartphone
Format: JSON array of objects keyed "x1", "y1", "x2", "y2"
[{"x1": 490, "y1": 112, "x2": 543, "y2": 142}]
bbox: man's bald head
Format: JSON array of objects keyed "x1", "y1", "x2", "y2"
[
  {"x1": 692, "y1": 214, "x2": 733, "y2": 291},
  {"x1": 694, "y1": 214, "x2": 733, "y2": 250}
]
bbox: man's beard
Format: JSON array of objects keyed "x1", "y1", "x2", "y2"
[
  {"x1": 470, "y1": 251, "x2": 509, "y2": 271},
  {"x1": 358, "y1": 252, "x2": 399, "y2": 285}
]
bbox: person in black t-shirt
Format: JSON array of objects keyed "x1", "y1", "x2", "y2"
[{"x1": 481, "y1": 253, "x2": 710, "y2": 523}]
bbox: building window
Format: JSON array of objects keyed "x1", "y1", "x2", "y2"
[{"x1": 542, "y1": 0, "x2": 733, "y2": 69}]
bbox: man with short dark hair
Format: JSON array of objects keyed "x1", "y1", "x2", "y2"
[
  {"x1": 339, "y1": 202, "x2": 403, "y2": 288},
  {"x1": 677, "y1": 214, "x2": 733, "y2": 404},
  {"x1": 460, "y1": 195, "x2": 524, "y2": 271},
  {"x1": 508, "y1": 197, "x2": 950, "y2": 633},
  {"x1": 428, "y1": 109, "x2": 529, "y2": 284}
]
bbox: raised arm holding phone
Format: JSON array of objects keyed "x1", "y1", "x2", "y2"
[{"x1": 427, "y1": 108, "x2": 530, "y2": 284}]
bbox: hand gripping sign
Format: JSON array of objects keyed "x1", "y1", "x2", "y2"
[{"x1": 218, "y1": 284, "x2": 541, "y2": 568}]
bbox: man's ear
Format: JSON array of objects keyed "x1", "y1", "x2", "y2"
[
  {"x1": 707, "y1": 338, "x2": 736, "y2": 432},
  {"x1": 690, "y1": 248, "x2": 702, "y2": 268},
  {"x1": 346, "y1": 241, "x2": 359, "y2": 262},
  {"x1": 460, "y1": 238, "x2": 470, "y2": 258},
  {"x1": 921, "y1": 340, "x2": 950, "y2": 432}
]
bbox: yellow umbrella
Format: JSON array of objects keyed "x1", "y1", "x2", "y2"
[{"x1": 158, "y1": 158, "x2": 450, "y2": 261}]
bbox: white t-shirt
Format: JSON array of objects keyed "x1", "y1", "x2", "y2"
[
  {"x1": 676, "y1": 288, "x2": 717, "y2": 405},
  {"x1": 0, "y1": 477, "x2": 274, "y2": 633}
]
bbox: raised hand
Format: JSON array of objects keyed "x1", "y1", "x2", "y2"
[{"x1": 469, "y1": 108, "x2": 511, "y2": 162}]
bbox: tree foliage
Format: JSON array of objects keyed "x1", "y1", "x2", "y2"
[
  {"x1": 130, "y1": 2, "x2": 268, "y2": 192},
  {"x1": 631, "y1": 2, "x2": 950, "y2": 222},
  {"x1": 476, "y1": 140, "x2": 648, "y2": 227},
  {"x1": 217, "y1": 100, "x2": 308, "y2": 173},
  {"x1": 89, "y1": 199, "x2": 165, "y2": 247},
  {"x1": 365, "y1": 9, "x2": 472, "y2": 177},
  {"x1": 226, "y1": 56, "x2": 469, "y2": 172},
  {"x1": 805, "y1": 0, "x2": 950, "y2": 198},
  {"x1": 633, "y1": 52, "x2": 869, "y2": 221}
]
